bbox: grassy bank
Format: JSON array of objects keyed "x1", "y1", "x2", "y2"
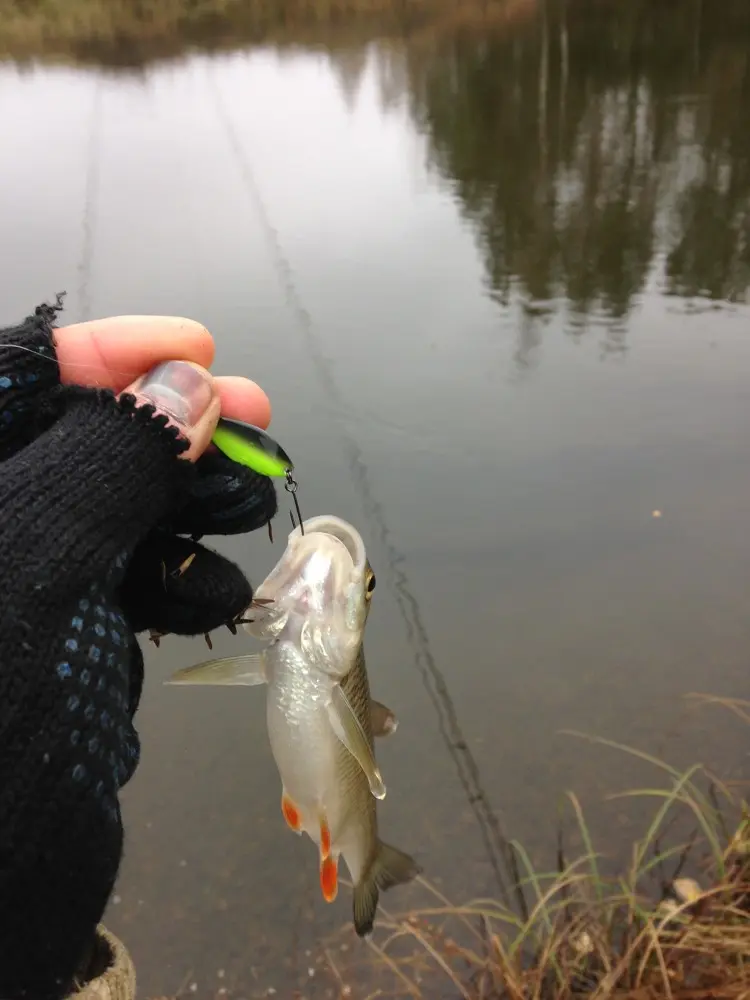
[
  {"x1": 0, "y1": 0, "x2": 534, "y2": 65},
  {"x1": 153, "y1": 696, "x2": 750, "y2": 998},
  {"x1": 315, "y1": 695, "x2": 750, "y2": 999}
]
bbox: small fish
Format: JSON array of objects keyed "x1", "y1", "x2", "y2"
[{"x1": 167, "y1": 515, "x2": 420, "y2": 935}]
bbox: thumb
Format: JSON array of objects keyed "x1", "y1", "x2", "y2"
[{"x1": 121, "y1": 360, "x2": 220, "y2": 463}]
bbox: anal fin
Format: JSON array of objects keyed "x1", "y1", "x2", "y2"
[
  {"x1": 320, "y1": 816, "x2": 331, "y2": 860},
  {"x1": 320, "y1": 855, "x2": 338, "y2": 903}
]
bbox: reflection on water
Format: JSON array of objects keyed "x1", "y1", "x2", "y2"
[
  {"x1": 399, "y1": 0, "x2": 750, "y2": 364},
  {"x1": 2, "y1": 0, "x2": 750, "y2": 995}
]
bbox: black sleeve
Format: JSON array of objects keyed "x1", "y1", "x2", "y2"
[
  {"x1": 0, "y1": 304, "x2": 276, "y2": 998},
  {"x1": 0, "y1": 298, "x2": 66, "y2": 460}
]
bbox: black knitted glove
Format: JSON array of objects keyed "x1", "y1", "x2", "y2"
[{"x1": 0, "y1": 301, "x2": 278, "y2": 998}]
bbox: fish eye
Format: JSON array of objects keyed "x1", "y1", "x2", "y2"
[{"x1": 366, "y1": 573, "x2": 377, "y2": 594}]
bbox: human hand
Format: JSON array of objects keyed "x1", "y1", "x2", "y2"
[
  {"x1": 55, "y1": 311, "x2": 272, "y2": 456},
  {"x1": 55, "y1": 312, "x2": 280, "y2": 641},
  {"x1": 0, "y1": 301, "x2": 278, "y2": 998}
]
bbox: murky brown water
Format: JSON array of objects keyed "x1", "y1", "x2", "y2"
[{"x1": 2, "y1": 0, "x2": 750, "y2": 995}]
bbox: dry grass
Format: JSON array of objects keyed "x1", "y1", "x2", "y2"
[
  {"x1": 0, "y1": 0, "x2": 535, "y2": 66},
  {"x1": 148, "y1": 697, "x2": 749, "y2": 998},
  {"x1": 318, "y1": 695, "x2": 750, "y2": 999}
]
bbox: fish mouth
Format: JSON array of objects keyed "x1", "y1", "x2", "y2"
[
  {"x1": 243, "y1": 516, "x2": 368, "y2": 640},
  {"x1": 289, "y1": 516, "x2": 367, "y2": 578}
]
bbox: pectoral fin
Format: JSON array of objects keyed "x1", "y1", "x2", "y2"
[
  {"x1": 326, "y1": 685, "x2": 386, "y2": 800},
  {"x1": 371, "y1": 699, "x2": 398, "y2": 737},
  {"x1": 281, "y1": 791, "x2": 302, "y2": 834},
  {"x1": 166, "y1": 653, "x2": 267, "y2": 686}
]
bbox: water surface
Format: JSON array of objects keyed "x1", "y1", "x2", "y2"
[{"x1": 1, "y1": 1, "x2": 750, "y2": 995}]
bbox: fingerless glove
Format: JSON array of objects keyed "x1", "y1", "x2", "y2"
[{"x1": 0, "y1": 300, "x2": 277, "y2": 998}]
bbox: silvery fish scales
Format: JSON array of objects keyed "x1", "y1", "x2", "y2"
[{"x1": 167, "y1": 514, "x2": 420, "y2": 935}]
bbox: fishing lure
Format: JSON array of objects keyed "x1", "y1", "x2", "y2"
[
  {"x1": 211, "y1": 417, "x2": 294, "y2": 479},
  {"x1": 211, "y1": 416, "x2": 305, "y2": 534}
]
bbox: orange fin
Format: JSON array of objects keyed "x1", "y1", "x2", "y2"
[
  {"x1": 281, "y1": 792, "x2": 302, "y2": 834},
  {"x1": 320, "y1": 817, "x2": 331, "y2": 860},
  {"x1": 320, "y1": 855, "x2": 338, "y2": 902}
]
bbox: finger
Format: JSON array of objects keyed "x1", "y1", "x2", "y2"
[
  {"x1": 57, "y1": 317, "x2": 272, "y2": 430},
  {"x1": 122, "y1": 360, "x2": 220, "y2": 463},
  {"x1": 215, "y1": 375, "x2": 272, "y2": 430},
  {"x1": 55, "y1": 316, "x2": 215, "y2": 390}
]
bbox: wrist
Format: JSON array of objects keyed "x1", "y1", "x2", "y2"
[
  {"x1": 68, "y1": 926, "x2": 135, "y2": 1000},
  {"x1": 0, "y1": 298, "x2": 65, "y2": 458},
  {"x1": 0, "y1": 298, "x2": 62, "y2": 390}
]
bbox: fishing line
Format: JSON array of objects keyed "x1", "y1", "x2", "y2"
[
  {"x1": 78, "y1": 78, "x2": 103, "y2": 323},
  {"x1": 0, "y1": 59, "x2": 522, "y2": 914},
  {"x1": 0, "y1": 341, "x2": 141, "y2": 382},
  {"x1": 206, "y1": 60, "x2": 524, "y2": 913}
]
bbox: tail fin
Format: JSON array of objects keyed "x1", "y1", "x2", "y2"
[{"x1": 352, "y1": 841, "x2": 422, "y2": 937}]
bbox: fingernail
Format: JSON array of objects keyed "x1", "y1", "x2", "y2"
[{"x1": 135, "y1": 361, "x2": 213, "y2": 426}]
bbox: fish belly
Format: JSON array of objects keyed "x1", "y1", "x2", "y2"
[{"x1": 266, "y1": 643, "x2": 338, "y2": 824}]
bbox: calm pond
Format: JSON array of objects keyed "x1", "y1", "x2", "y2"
[{"x1": 1, "y1": 0, "x2": 749, "y2": 995}]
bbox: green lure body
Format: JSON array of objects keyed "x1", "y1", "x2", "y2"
[{"x1": 211, "y1": 417, "x2": 294, "y2": 478}]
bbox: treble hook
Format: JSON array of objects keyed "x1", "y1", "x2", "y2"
[
  {"x1": 285, "y1": 470, "x2": 305, "y2": 535},
  {"x1": 209, "y1": 416, "x2": 304, "y2": 538}
]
